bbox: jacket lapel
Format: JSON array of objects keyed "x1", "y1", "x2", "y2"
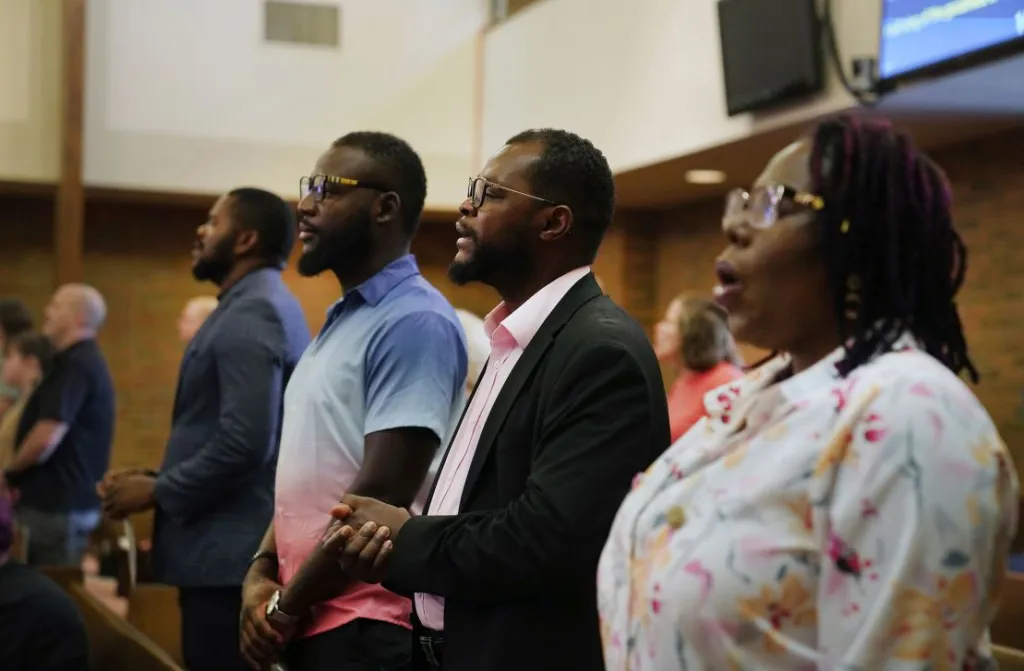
[
  {"x1": 170, "y1": 295, "x2": 229, "y2": 420},
  {"x1": 458, "y1": 274, "x2": 602, "y2": 509}
]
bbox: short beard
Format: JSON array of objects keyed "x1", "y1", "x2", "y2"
[
  {"x1": 192, "y1": 234, "x2": 234, "y2": 285},
  {"x1": 448, "y1": 236, "x2": 531, "y2": 287},
  {"x1": 297, "y1": 210, "x2": 374, "y2": 278}
]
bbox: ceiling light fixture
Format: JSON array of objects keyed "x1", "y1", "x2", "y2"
[{"x1": 684, "y1": 169, "x2": 727, "y2": 185}]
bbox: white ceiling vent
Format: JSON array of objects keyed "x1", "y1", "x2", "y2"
[{"x1": 263, "y1": 1, "x2": 340, "y2": 48}]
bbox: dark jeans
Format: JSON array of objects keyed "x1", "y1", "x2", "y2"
[
  {"x1": 179, "y1": 586, "x2": 249, "y2": 671},
  {"x1": 284, "y1": 618, "x2": 412, "y2": 671},
  {"x1": 17, "y1": 506, "x2": 100, "y2": 567},
  {"x1": 410, "y1": 614, "x2": 443, "y2": 671}
]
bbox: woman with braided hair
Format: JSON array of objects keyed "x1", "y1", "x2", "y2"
[{"x1": 597, "y1": 116, "x2": 1018, "y2": 670}]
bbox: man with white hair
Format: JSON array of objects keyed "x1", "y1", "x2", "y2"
[
  {"x1": 177, "y1": 295, "x2": 218, "y2": 344},
  {"x1": 3, "y1": 283, "x2": 115, "y2": 566}
]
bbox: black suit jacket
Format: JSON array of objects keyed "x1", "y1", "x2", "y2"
[{"x1": 385, "y1": 274, "x2": 670, "y2": 671}]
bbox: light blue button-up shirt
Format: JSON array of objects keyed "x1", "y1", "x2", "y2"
[{"x1": 273, "y1": 254, "x2": 467, "y2": 633}]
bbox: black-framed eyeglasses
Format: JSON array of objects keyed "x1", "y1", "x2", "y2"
[
  {"x1": 299, "y1": 174, "x2": 391, "y2": 203},
  {"x1": 467, "y1": 177, "x2": 556, "y2": 210},
  {"x1": 723, "y1": 184, "x2": 824, "y2": 230}
]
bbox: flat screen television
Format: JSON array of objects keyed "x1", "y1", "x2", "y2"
[
  {"x1": 879, "y1": 0, "x2": 1024, "y2": 84},
  {"x1": 717, "y1": 0, "x2": 824, "y2": 116}
]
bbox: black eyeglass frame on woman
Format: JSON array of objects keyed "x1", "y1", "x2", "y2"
[{"x1": 722, "y1": 184, "x2": 825, "y2": 230}]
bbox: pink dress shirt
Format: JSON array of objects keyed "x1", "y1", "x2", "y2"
[{"x1": 414, "y1": 265, "x2": 592, "y2": 631}]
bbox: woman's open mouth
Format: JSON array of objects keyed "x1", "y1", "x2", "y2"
[{"x1": 712, "y1": 260, "x2": 743, "y2": 306}]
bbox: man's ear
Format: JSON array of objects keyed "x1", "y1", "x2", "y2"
[
  {"x1": 375, "y1": 192, "x2": 403, "y2": 224},
  {"x1": 538, "y1": 204, "x2": 573, "y2": 242},
  {"x1": 234, "y1": 228, "x2": 259, "y2": 256}
]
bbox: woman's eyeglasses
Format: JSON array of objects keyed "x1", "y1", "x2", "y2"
[
  {"x1": 722, "y1": 184, "x2": 824, "y2": 230},
  {"x1": 299, "y1": 175, "x2": 391, "y2": 203}
]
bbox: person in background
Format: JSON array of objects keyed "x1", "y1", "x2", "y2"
[
  {"x1": 239, "y1": 132, "x2": 466, "y2": 671},
  {"x1": 0, "y1": 334, "x2": 54, "y2": 468},
  {"x1": 454, "y1": 309, "x2": 489, "y2": 396},
  {"x1": 0, "y1": 298, "x2": 34, "y2": 419},
  {"x1": 598, "y1": 116, "x2": 1018, "y2": 669},
  {"x1": 177, "y1": 295, "x2": 218, "y2": 344},
  {"x1": 99, "y1": 188, "x2": 310, "y2": 671},
  {"x1": 4, "y1": 284, "x2": 114, "y2": 568},
  {"x1": 321, "y1": 128, "x2": 669, "y2": 671},
  {"x1": 653, "y1": 295, "x2": 743, "y2": 441},
  {"x1": 0, "y1": 471, "x2": 89, "y2": 671}
]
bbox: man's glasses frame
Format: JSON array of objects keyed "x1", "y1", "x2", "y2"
[
  {"x1": 466, "y1": 176, "x2": 556, "y2": 210},
  {"x1": 300, "y1": 174, "x2": 391, "y2": 203}
]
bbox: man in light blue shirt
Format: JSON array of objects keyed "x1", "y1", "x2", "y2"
[{"x1": 240, "y1": 132, "x2": 467, "y2": 671}]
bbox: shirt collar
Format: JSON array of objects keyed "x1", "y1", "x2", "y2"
[
  {"x1": 775, "y1": 330, "x2": 920, "y2": 403},
  {"x1": 348, "y1": 254, "x2": 420, "y2": 307},
  {"x1": 702, "y1": 330, "x2": 921, "y2": 419},
  {"x1": 321, "y1": 254, "x2": 420, "y2": 328},
  {"x1": 218, "y1": 266, "x2": 281, "y2": 302},
  {"x1": 483, "y1": 266, "x2": 591, "y2": 354}
]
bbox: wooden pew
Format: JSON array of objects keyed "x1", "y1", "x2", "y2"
[
  {"x1": 992, "y1": 571, "x2": 1024, "y2": 650},
  {"x1": 994, "y1": 644, "x2": 1024, "y2": 670},
  {"x1": 10, "y1": 520, "x2": 28, "y2": 562},
  {"x1": 95, "y1": 517, "x2": 183, "y2": 664},
  {"x1": 39, "y1": 565, "x2": 85, "y2": 590},
  {"x1": 66, "y1": 581, "x2": 182, "y2": 671},
  {"x1": 127, "y1": 583, "x2": 183, "y2": 665},
  {"x1": 1012, "y1": 499, "x2": 1024, "y2": 554}
]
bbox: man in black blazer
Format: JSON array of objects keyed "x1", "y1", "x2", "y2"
[
  {"x1": 99, "y1": 188, "x2": 310, "y2": 671},
  {"x1": 324, "y1": 129, "x2": 670, "y2": 671}
]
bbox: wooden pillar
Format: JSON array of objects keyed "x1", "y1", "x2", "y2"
[{"x1": 54, "y1": 0, "x2": 86, "y2": 287}]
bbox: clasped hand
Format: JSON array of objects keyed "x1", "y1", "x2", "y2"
[
  {"x1": 321, "y1": 494, "x2": 410, "y2": 584},
  {"x1": 238, "y1": 495, "x2": 408, "y2": 669},
  {"x1": 96, "y1": 467, "x2": 156, "y2": 520}
]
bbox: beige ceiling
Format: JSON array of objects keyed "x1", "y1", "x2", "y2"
[{"x1": 614, "y1": 113, "x2": 1024, "y2": 210}]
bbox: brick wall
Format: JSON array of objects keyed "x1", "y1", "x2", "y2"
[
  {"x1": 652, "y1": 125, "x2": 1024, "y2": 463},
  {"x1": 0, "y1": 195, "x2": 55, "y2": 317},
  {"x1": 1, "y1": 126, "x2": 1021, "y2": 471}
]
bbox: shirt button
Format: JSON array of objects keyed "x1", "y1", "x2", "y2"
[{"x1": 666, "y1": 505, "x2": 686, "y2": 529}]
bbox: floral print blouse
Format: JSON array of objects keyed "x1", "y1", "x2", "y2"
[{"x1": 597, "y1": 338, "x2": 1018, "y2": 670}]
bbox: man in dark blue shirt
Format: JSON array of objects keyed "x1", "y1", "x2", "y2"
[
  {"x1": 100, "y1": 187, "x2": 310, "y2": 671},
  {"x1": 5, "y1": 283, "x2": 114, "y2": 568}
]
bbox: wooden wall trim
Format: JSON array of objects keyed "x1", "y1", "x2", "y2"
[
  {"x1": 1, "y1": 182, "x2": 459, "y2": 227},
  {"x1": 0, "y1": 181, "x2": 57, "y2": 199},
  {"x1": 54, "y1": 0, "x2": 87, "y2": 286}
]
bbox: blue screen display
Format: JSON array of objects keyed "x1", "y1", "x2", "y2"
[{"x1": 880, "y1": 0, "x2": 1024, "y2": 79}]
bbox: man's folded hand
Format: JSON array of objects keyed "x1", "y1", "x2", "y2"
[{"x1": 323, "y1": 494, "x2": 410, "y2": 583}]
